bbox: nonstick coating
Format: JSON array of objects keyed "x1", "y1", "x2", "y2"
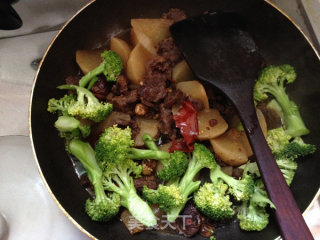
[{"x1": 30, "y1": 0, "x2": 320, "y2": 239}]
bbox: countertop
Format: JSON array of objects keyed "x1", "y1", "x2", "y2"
[{"x1": 0, "y1": 0, "x2": 319, "y2": 239}]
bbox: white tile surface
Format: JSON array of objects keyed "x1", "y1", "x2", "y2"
[
  {"x1": 0, "y1": 31, "x2": 57, "y2": 136},
  {"x1": 0, "y1": 136, "x2": 90, "y2": 240},
  {"x1": 0, "y1": 0, "x2": 89, "y2": 38}
]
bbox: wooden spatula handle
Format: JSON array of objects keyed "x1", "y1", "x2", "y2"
[{"x1": 237, "y1": 101, "x2": 314, "y2": 240}]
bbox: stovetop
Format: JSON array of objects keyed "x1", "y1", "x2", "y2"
[{"x1": 0, "y1": 0, "x2": 319, "y2": 239}]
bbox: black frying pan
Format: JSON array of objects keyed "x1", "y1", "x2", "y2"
[{"x1": 30, "y1": 0, "x2": 320, "y2": 239}]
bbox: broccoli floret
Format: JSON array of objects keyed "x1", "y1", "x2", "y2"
[
  {"x1": 95, "y1": 126, "x2": 156, "y2": 227},
  {"x1": 58, "y1": 84, "x2": 113, "y2": 122},
  {"x1": 47, "y1": 94, "x2": 75, "y2": 116},
  {"x1": 143, "y1": 144, "x2": 215, "y2": 222},
  {"x1": 254, "y1": 64, "x2": 310, "y2": 137},
  {"x1": 280, "y1": 137, "x2": 316, "y2": 159},
  {"x1": 210, "y1": 165, "x2": 254, "y2": 202},
  {"x1": 143, "y1": 185, "x2": 183, "y2": 212},
  {"x1": 142, "y1": 134, "x2": 189, "y2": 181},
  {"x1": 267, "y1": 127, "x2": 292, "y2": 154},
  {"x1": 194, "y1": 181, "x2": 235, "y2": 221},
  {"x1": 96, "y1": 126, "x2": 187, "y2": 181},
  {"x1": 237, "y1": 179, "x2": 275, "y2": 231},
  {"x1": 267, "y1": 127, "x2": 316, "y2": 185},
  {"x1": 69, "y1": 139, "x2": 120, "y2": 222},
  {"x1": 79, "y1": 50, "x2": 123, "y2": 87},
  {"x1": 164, "y1": 143, "x2": 216, "y2": 222}
]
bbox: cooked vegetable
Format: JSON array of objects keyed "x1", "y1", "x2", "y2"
[
  {"x1": 142, "y1": 185, "x2": 184, "y2": 212},
  {"x1": 110, "y1": 37, "x2": 131, "y2": 67},
  {"x1": 173, "y1": 101, "x2": 199, "y2": 150},
  {"x1": 69, "y1": 139, "x2": 121, "y2": 222},
  {"x1": 126, "y1": 43, "x2": 153, "y2": 84},
  {"x1": 57, "y1": 84, "x2": 113, "y2": 122},
  {"x1": 47, "y1": 94, "x2": 76, "y2": 116},
  {"x1": 172, "y1": 60, "x2": 194, "y2": 82},
  {"x1": 237, "y1": 179, "x2": 275, "y2": 231},
  {"x1": 143, "y1": 134, "x2": 189, "y2": 181},
  {"x1": 76, "y1": 49, "x2": 104, "y2": 75},
  {"x1": 134, "y1": 117, "x2": 159, "y2": 147},
  {"x1": 267, "y1": 127, "x2": 315, "y2": 185},
  {"x1": 196, "y1": 108, "x2": 228, "y2": 141},
  {"x1": 79, "y1": 50, "x2": 123, "y2": 87},
  {"x1": 143, "y1": 143, "x2": 216, "y2": 222},
  {"x1": 254, "y1": 64, "x2": 309, "y2": 137},
  {"x1": 95, "y1": 126, "x2": 156, "y2": 227},
  {"x1": 194, "y1": 181, "x2": 234, "y2": 221},
  {"x1": 210, "y1": 129, "x2": 248, "y2": 166},
  {"x1": 176, "y1": 80, "x2": 209, "y2": 108},
  {"x1": 210, "y1": 161, "x2": 254, "y2": 202},
  {"x1": 54, "y1": 116, "x2": 91, "y2": 150}
]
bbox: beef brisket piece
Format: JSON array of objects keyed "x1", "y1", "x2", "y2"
[
  {"x1": 159, "y1": 103, "x2": 177, "y2": 140},
  {"x1": 157, "y1": 37, "x2": 182, "y2": 65},
  {"x1": 175, "y1": 201, "x2": 202, "y2": 237},
  {"x1": 133, "y1": 174, "x2": 161, "y2": 192},
  {"x1": 91, "y1": 77, "x2": 109, "y2": 100},
  {"x1": 161, "y1": 8, "x2": 187, "y2": 22},
  {"x1": 111, "y1": 75, "x2": 128, "y2": 95},
  {"x1": 112, "y1": 89, "x2": 139, "y2": 114}
]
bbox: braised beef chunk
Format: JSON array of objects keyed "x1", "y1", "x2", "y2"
[
  {"x1": 91, "y1": 78, "x2": 109, "y2": 100},
  {"x1": 157, "y1": 37, "x2": 182, "y2": 65},
  {"x1": 145, "y1": 56, "x2": 172, "y2": 82},
  {"x1": 176, "y1": 202, "x2": 202, "y2": 237},
  {"x1": 111, "y1": 75, "x2": 128, "y2": 95},
  {"x1": 142, "y1": 159, "x2": 158, "y2": 175},
  {"x1": 189, "y1": 98, "x2": 205, "y2": 112},
  {"x1": 161, "y1": 8, "x2": 187, "y2": 22},
  {"x1": 65, "y1": 75, "x2": 81, "y2": 85},
  {"x1": 133, "y1": 174, "x2": 160, "y2": 192},
  {"x1": 113, "y1": 118, "x2": 140, "y2": 139},
  {"x1": 164, "y1": 89, "x2": 184, "y2": 108},
  {"x1": 112, "y1": 89, "x2": 139, "y2": 114},
  {"x1": 139, "y1": 56, "x2": 172, "y2": 103},
  {"x1": 159, "y1": 104, "x2": 177, "y2": 139}
]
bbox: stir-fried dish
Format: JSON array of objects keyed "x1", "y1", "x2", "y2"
[{"x1": 47, "y1": 8, "x2": 316, "y2": 239}]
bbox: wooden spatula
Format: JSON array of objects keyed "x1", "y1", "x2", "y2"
[{"x1": 170, "y1": 12, "x2": 313, "y2": 240}]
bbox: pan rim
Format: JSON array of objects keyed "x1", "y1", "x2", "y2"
[{"x1": 28, "y1": 1, "x2": 320, "y2": 239}]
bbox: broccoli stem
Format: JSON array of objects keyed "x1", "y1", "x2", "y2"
[
  {"x1": 142, "y1": 134, "x2": 158, "y2": 151},
  {"x1": 166, "y1": 157, "x2": 203, "y2": 222},
  {"x1": 266, "y1": 85, "x2": 309, "y2": 137},
  {"x1": 127, "y1": 148, "x2": 170, "y2": 161},
  {"x1": 87, "y1": 76, "x2": 99, "y2": 90},
  {"x1": 166, "y1": 181, "x2": 201, "y2": 222},
  {"x1": 122, "y1": 188, "x2": 157, "y2": 227},
  {"x1": 104, "y1": 166, "x2": 157, "y2": 227},
  {"x1": 55, "y1": 116, "x2": 80, "y2": 132},
  {"x1": 79, "y1": 62, "x2": 105, "y2": 87}
]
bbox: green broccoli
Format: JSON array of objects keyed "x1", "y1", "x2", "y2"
[
  {"x1": 142, "y1": 185, "x2": 184, "y2": 212},
  {"x1": 79, "y1": 50, "x2": 123, "y2": 87},
  {"x1": 143, "y1": 143, "x2": 216, "y2": 222},
  {"x1": 57, "y1": 84, "x2": 113, "y2": 122},
  {"x1": 194, "y1": 181, "x2": 235, "y2": 221},
  {"x1": 54, "y1": 115, "x2": 91, "y2": 138},
  {"x1": 95, "y1": 126, "x2": 156, "y2": 227},
  {"x1": 267, "y1": 127, "x2": 316, "y2": 185},
  {"x1": 54, "y1": 115, "x2": 91, "y2": 151},
  {"x1": 254, "y1": 64, "x2": 310, "y2": 137},
  {"x1": 237, "y1": 179, "x2": 275, "y2": 231},
  {"x1": 69, "y1": 139, "x2": 120, "y2": 222},
  {"x1": 142, "y1": 134, "x2": 189, "y2": 181},
  {"x1": 210, "y1": 164, "x2": 254, "y2": 202},
  {"x1": 95, "y1": 126, "x2": 187, "y2": 181},
  {"x1": 47, "y1": 94, "x2": 76, "y2": 116}
]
